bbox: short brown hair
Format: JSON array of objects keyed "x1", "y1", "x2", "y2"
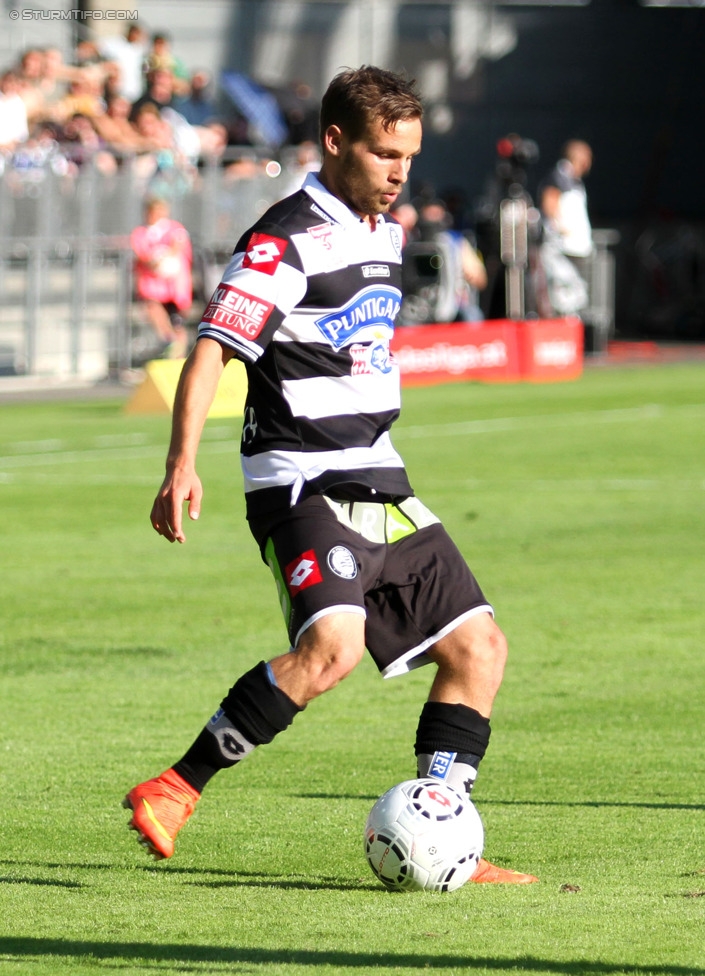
[{"x1": 319, "y1": 65, "x2": 423, "y2": 145}]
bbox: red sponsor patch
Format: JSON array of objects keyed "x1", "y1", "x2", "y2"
[
  {"x1": 242, "y1": 232, "x2": 287, "y2": 275},
  {"x1": 285, "y1": 549, "x2": 323, "y2": 596},
  {"x1": 201, "y1": 283, "x2": 274, "y2": 340}
]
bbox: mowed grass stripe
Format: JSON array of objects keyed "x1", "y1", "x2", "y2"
[{"x1": 1, "y1": 401, "x2": 704, "y2": 470}]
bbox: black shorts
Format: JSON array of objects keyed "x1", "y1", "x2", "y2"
[{"x1": 254, "y1": 495, "x2": 493, "y2": 678}]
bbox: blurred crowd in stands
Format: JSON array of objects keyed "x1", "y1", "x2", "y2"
[
  {"x1": 0, "y1": 24, "x2": 603, "y2": 345},
  {"x1": 0, "y1": 24, "x2": 319, "y2": 189}
]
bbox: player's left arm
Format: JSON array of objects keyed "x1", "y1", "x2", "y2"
[{"x1": 150, "y1": 337, "x2": 234, "y2": 543}]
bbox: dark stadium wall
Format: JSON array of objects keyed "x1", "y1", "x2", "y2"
[{"x1": 408, "y1": 2, "x2": 705, "y2": 225}]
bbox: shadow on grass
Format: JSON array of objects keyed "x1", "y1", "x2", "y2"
[
  {"x1": 0, "y1": 858, "x2": 375, "y2": 891},
  {"x1": 0, "y1": 876, "x2": 85, "y2": 889},
  {"x1": 0, "y1": 939, "x2": 702, "y2": 974},
  {"x1": 296, "y1": 794, "x2": 705, "y2": 811},
  {"x1": 184, "y1": 876, "x2": 380, "y2": 892}
]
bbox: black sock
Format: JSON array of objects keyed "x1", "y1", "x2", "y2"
[
  {"x1": 415, "y1": 701, "x2": 491, "y2": 797},
  {"x1": 173, "y1": 661, "x2": 303, "y2": 794}
]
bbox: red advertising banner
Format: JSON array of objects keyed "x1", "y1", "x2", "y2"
[
  {"x1": 392, "y1": 318, "x2": 583, "y2": 387},
  {"x1": 391, "y1": 320, "x2": 522, "y2": 386},
  {"x1": 517, "y1": 316, "x2": 584, "y2": 382}
]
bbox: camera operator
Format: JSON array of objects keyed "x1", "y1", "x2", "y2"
[{"x1": 475, "y1": 134, "x2": 542, "y2": 319}]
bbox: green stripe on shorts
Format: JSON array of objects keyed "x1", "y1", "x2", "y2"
[
  {"x1": 265, "y1": 536, "x2": 291, "y2": 622},
  {"x1": 322, "y1": 495, "x2": 440, "y2": 544}
]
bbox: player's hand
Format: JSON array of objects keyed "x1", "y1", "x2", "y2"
[{"x1": 150, "y1": 465, "x2": 203, "y2": 543}]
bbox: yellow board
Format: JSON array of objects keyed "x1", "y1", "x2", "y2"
[{"x1": 124, "y1": 358, "x2": 247, "y2": 418}]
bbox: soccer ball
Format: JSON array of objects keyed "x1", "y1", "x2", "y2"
[{"x1": 363, "y1": 778, "x2": 484, "y2": 892}]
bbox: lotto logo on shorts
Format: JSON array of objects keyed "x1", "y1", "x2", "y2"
[
  {"x1": 285, "y1": 549, "x2": 323, "y2": 595},
  {"x1": 242, "y1": 232, "x2": 288, "y2": 275}
]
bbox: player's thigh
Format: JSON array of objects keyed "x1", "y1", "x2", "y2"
[
  {"x1": 365, "y1": 522, "x2": 493, "y2": 676},
  {"x1": 262, "y1": 496, "x2": 381, "y2": 647}
]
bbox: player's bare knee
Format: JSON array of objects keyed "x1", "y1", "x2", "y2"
[
  {"x1": 432, "y1": 614, "x2": 507, "y2": 679},
  {"x1": 482, "y1": 622, "x2": 508, "y2": 672}
]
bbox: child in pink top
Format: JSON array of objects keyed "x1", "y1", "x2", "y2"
[{"x1": 131, "y1": 197, "x2": 193, "y2": 357}]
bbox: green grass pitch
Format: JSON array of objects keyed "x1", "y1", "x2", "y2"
[{"x1": 0, "y1": 362, "x2": 704, "y2": 975}]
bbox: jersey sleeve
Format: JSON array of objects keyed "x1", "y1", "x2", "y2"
[{"x1": 197, "y1": 221, "x2": 307, "y2": 363}]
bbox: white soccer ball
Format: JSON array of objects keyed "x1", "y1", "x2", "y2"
[{"x1": 363, "y1": 778, "x2": 484, "y2": 892}]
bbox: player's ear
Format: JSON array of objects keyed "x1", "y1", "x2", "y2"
[{"x1": 323, "y1": 124, "x2": 343, "y2": 157}]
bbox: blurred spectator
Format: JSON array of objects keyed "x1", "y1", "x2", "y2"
[
  {"x1": 38, "y1": 48, "x2": 79, "y2": 113},
  {"x1": 173, "y1": 70, "x2": 217, "y2": 127},
  {"x1": 130, "y1": 197, "x2": 193, "y2": 358},
  {"x1": 539, "y1": 139, "x2": 593, "y2": 315},
  {"x1": 61, "y1": 113, "x2": 117, "y2": 176},
  {"x1": 101, "y1": 60, "x2": 125, "y2": 103},
  {"x1": 129, "y1": 68, "x2": 174, "y2": 121},
  {"x1": 277, "y1": 80, "x2": 319, "y2": 145},
  {"x1": 129, "y1": 103, "x2": 178, "y2": 181},
  {"x1": 128, "y1": 69, "x2": 224, "y2": 164},
  {"x1": 98, "y1": 24, "x2": 149, "y2": 103},
  {"x1": 131, "y1": 103, "x2": 175, "y2": 151},
  {"x1": 144, "y1": 33, "x2": 190, "y2": 96},
  {"x1": 93, "y1": 94, "x2": 143, "y2": 154},
  {"x1": 0, "y1": 71, "x2": 30, "y2": 154},
  {"x1": 15, "y1": 48, "x2": 47, "y2": 123},
  {"x1": 53, "y1": 73, "x2": 106, "y2": 123},
  {"x1": 72, "y1": 39, "x2": 105, "y2": 71}
]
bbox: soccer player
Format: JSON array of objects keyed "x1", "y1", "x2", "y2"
[{"x1": 124, "y1": 65, "x2": 537, "y2": 885}]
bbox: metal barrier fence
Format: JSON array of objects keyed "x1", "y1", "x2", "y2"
[
  {"x1": 0, "y1": 151, "x2": 618, "y2": 380},
  {"x1": 0, "y1": 150, "x2": 292, "y2": 379}
]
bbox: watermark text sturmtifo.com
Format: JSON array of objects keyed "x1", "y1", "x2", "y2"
[{"x1": 9, "y1": 8, "x2": 138, "y2": 20}]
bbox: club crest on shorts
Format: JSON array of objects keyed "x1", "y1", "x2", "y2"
[{"x1": 327, "y1": 545, "x2": 358, "y2": 579}]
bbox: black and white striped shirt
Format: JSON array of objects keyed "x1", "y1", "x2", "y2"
[{"x1": 198, "y1": 173, "x2": 414, "y2": 517}]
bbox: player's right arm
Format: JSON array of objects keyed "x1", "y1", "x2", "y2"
[{"x1": 150, "y1": 337, "x2": 234, "y2": 543}]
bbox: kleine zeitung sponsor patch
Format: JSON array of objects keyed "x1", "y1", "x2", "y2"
[{"x1": 201, "y1": 283, "x2": 274, "y2": 340}]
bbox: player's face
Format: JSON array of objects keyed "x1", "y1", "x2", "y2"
[{"x1": 324, "y1": 116, "x2": 422, "y2": 219}]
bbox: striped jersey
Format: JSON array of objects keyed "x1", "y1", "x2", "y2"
[{"x1": 197, "y1": 172, "x2": 414, "y2": 517}]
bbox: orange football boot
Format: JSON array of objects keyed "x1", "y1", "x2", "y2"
[
  {"x1": 470, "y1": 858, "x2": 539, "y2": 884},
  {"x1": 123, "y1": 768, "x2": 200, "y2": 860}
]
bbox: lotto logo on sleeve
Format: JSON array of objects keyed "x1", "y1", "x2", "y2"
[
  {"x1": 242, "y1": 232, "x2": 288, "y2": 275},
  {"x1": 201, "y1": 284, "x2": 274, "y2": 339},
  {"x1": 285, "y1": 549, "x2": 323, "y2": 596}
]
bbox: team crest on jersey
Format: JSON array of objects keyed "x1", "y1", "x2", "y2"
[
  {"x1": 314, "y1": 286, "x2": 401, "y2": 348},
  {"x1": 327, "y1": 546, "x2": 358, "y2": 579},
  {"x1": 285, "y1": 549, "x2": 323, "y2": 595},
  {"x1": 242, "y1": 232, "x2": 287, "y2": 275},
  {"x1": 307, "y1": 222, "x2": 334, "y2": 250},
  {"x1": 201, "y1": 284, "x2": 274, "y2": 339}
]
